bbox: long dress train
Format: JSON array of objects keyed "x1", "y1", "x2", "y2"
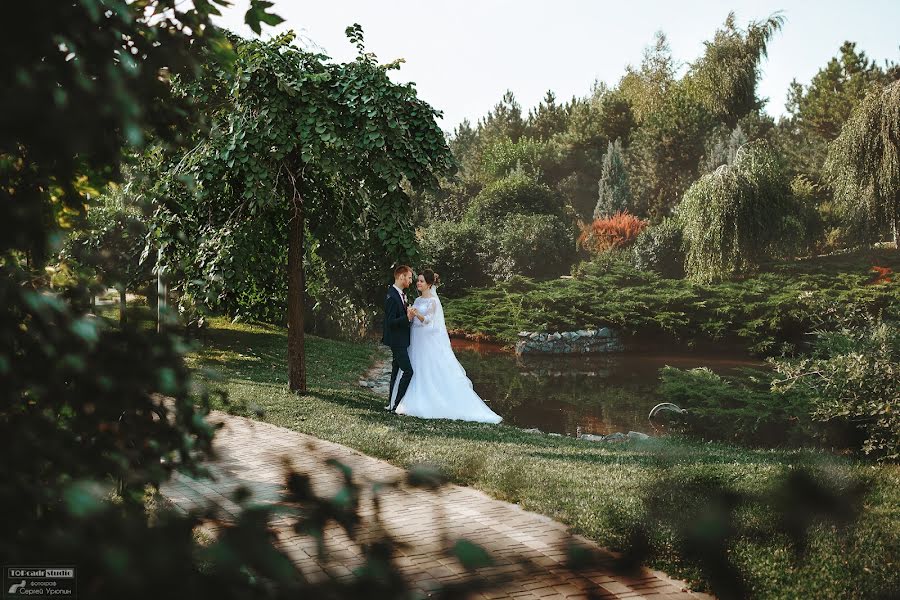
[{"x1": 391, "y1": 292, "x2": 502, "y2": 424}]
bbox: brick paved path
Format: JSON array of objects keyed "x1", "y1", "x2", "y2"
[{"x1": 160, "y1": 412, "x2": 713, "y2": 599}]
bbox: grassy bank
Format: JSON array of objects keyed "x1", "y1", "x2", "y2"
[
  {"x1": 442, "y1": 248, "x2": 900, "y2": 355},
  {"x1": 185, "y1": 316, "x2": 899, "y2": 599}
]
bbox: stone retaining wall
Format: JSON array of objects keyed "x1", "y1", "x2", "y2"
[{"x1": 515, "y1": 327, "x2": 623, "y2": 355}]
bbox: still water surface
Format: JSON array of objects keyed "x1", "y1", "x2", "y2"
[{"x1": 451, "y1": 339, "x2": 764, "y2": 437}]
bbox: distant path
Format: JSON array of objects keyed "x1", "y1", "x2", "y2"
[{"x1": 160, "y1": 411, "x2": 713, "y2": 599}]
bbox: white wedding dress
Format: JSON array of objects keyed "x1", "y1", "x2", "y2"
[{"x1": 391, "y1": 291, "x2": 502, "y2": 424}]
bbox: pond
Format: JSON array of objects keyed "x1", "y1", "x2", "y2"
[{"x1": 451, "y1": 339, "x2": 764, "y2": 437}]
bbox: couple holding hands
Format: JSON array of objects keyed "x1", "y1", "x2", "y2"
[{"x1": 381, "y1": 265, "x2": 502, "y2": 424}]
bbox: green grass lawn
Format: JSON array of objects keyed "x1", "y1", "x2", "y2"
[{"x1": 185, "y1": 316, "x2": 900, "y2": 599}]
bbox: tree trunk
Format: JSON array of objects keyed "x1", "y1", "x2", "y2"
[
  {"x1": 118, "y1": 286, "x2": 127, "y2": 327},
  {"x1": 287, "y1": 181, "x2": 307, "y2": 393},
  {"x1": 157, "y1": 249, "x2": 168, "y2": 334},
  {"x1": 893, "y1": 210, "x2": 899, "y2": 248}
]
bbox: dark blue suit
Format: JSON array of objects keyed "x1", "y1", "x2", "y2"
[{"x1": 382, "y1": 285, "x2": 413, "y2": 410}]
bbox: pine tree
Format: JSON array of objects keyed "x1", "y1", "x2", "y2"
[{"x1": 594, "y1": 139, "x2": 631, "y2": 218}]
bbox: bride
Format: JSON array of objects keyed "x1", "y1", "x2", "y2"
[{"x1": 390, "y1": 269, "x2": 502, "y2": 424}]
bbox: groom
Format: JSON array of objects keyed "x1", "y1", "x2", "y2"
[{"x1": 382, "y1": 265, "x2": 416, "y2": 412}]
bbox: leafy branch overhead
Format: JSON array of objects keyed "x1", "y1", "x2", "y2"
[
  {"x1": 244, "y1": 0, "x2": 286, "y2": 35},
  {"x1": 155, "y1": 26, "x2": 456, "y2": 310},
  {"x1": 0, "y1": 0, "x2": 285, "y2": 261}
]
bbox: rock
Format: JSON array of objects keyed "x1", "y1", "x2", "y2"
[
  {"x1": 517, "y1": 327, "x2": 624, "y2": 354},
  {"x1": 548, "y1": 433, "x2": 562, "y2": 437},
  {"x1": 522, "y1": 428, "x2": 542, "y2": 434},
  {"x1": 627, "y1": 431, "x2": 650, "y2": 440},
  {"x1": 604, "y1": 432, "x2": 627, "y2": 442},
  {"x1": 579, "y1": 434, "x2": 606, "y2": 442}
]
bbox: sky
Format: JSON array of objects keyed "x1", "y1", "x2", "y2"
[{"x1": 214, "y1": 1, "x2": 900, "y2": 133}]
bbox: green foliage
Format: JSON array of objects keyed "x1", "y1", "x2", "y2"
[
  {"x1": 789, "y1": 42, "x2": 892, "y2": 141},
  {"x1": 468, "y1": 171, "x2": 575, "y2": 282},
  {"x1": 448, "y1": 119, "x2": 482, "y2": 177},
  {"x1": 465, "y1": 171, "x2": 563, "y2": 223},
  {"x1": 0, "y1": 0, "x2": 280, "y2": 261},
  {"x1": 772, "y1": 319, "x2": 900, "y2": 461},
  {"x1": 631, "y1": 217, "x2": 685, "y2": 278},
  {"x1": 418, "y1": 220, "x2": 489, "y2": 296},
  {"x1": 243, "y1": 0, "x2": 286, "y2": 34},
  {"x1": 659, "y1": 367, "x2": 816, "y2": 446},
  {"x1": 420, "y1": 212, "x2": 574, "y2": 294},
  {"x1": 154, "y1": 29, "x2": 455, "y2": 322},
  {"x1": 5, "y1": 3, "x2": 507, "y2": 595},
  {"x1": 789, "y1": 174, "x2": 831, "y2": 254},
  {"x1": 478, "y1": 90, "x2": 526, "y2": 146},
  {"x1": 618, "y1": 32, "x2": 677, "y2": 125},
  {"x1": 411, "y1": 176, "x2": 481, "y2": 224},
  {"x1": 1, "y1": 0, "x2": 303, "y2": 590},
  {"x1": 555, "y1": 88, "x2": 636, "y2": 218},
  {"x1": 825, "y1": 80, "x2": 900, "y2": 245},
  {"x1": 443, "y1": 249, "x2": 900, "y2": 356},
  {"x1": 686, "y1": 12, "x2": 784, "y2": 126},
  {"x1": 3, "y1": 2, "x2": 563, "y2": 598},
  {"x1": 454, "y1": 83, "x2": 634, "y2": 221},
  {"x1": 525, "y1": 90, "x2": 569, "y2": 140},
  {"x1": 626, "y1": 13, "x2": 782, "y2": 219},
  {"x1": 700, "y1": 124, "x2": 748, "y2": 173},
  {"x1": 680, "y1": 141, "x2": 799, "y2": 282},
  {"x1": 783, "y1": 41, "x2": 897, "y2": 180},
  {"x1": 63, "y1": 186, "x2": 153, "y2": 295},
  {"x1": 485, "y1": 214, "x2": 574, "y2": 280},
  {"x1": 593, "y1": 139, "x2": 631, "y2": 218},
  {"x1": 0, "y1": 272, "x2": 274, "y2": 598},
  {"x1": 628, "y1": 84, "x2": 714, "y2": 218},
  {"x1": 572, "y1": 247, "x2": 636, "y2": 277},
  {"x1": 478, "y1": 137, "x2": 558, "y2": 185}
]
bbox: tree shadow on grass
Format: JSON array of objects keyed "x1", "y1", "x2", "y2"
[
  {"x1": 521, "y1": 448, "x2": 803, "y2": 469},
  {"x1": 300, "y1": 389, "x2": 824, "y2": 471}
]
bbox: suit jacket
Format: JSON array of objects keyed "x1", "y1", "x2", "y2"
[{"x1": 381, "y1": 285, "x2": 411, "y2": 348}]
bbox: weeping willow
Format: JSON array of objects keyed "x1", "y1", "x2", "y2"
[
  {"x1": 680, "y1": 140, "x2": 798, "y2": 283},
  {"x1": 826, "y1": 80, "x2": 900, "y2": 245},
  {"x1": 688, "y1": 12, "x2": 785, "y2": 126}
]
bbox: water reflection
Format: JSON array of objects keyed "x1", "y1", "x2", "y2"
[{"x1": 451, "y1": 340, "x2": 763, "y2": 437}]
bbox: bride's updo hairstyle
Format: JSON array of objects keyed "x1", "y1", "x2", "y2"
[{"x1": 422, "y1": 269, "x2": 440, "y2": 288}]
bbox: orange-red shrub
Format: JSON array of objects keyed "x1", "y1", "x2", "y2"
[
  {"x1": 870, "y1": 265, "x2": 892, "y2": 285},
  {"x1": 578, "y1": 211, "x2": 648, "y2": 254}
]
